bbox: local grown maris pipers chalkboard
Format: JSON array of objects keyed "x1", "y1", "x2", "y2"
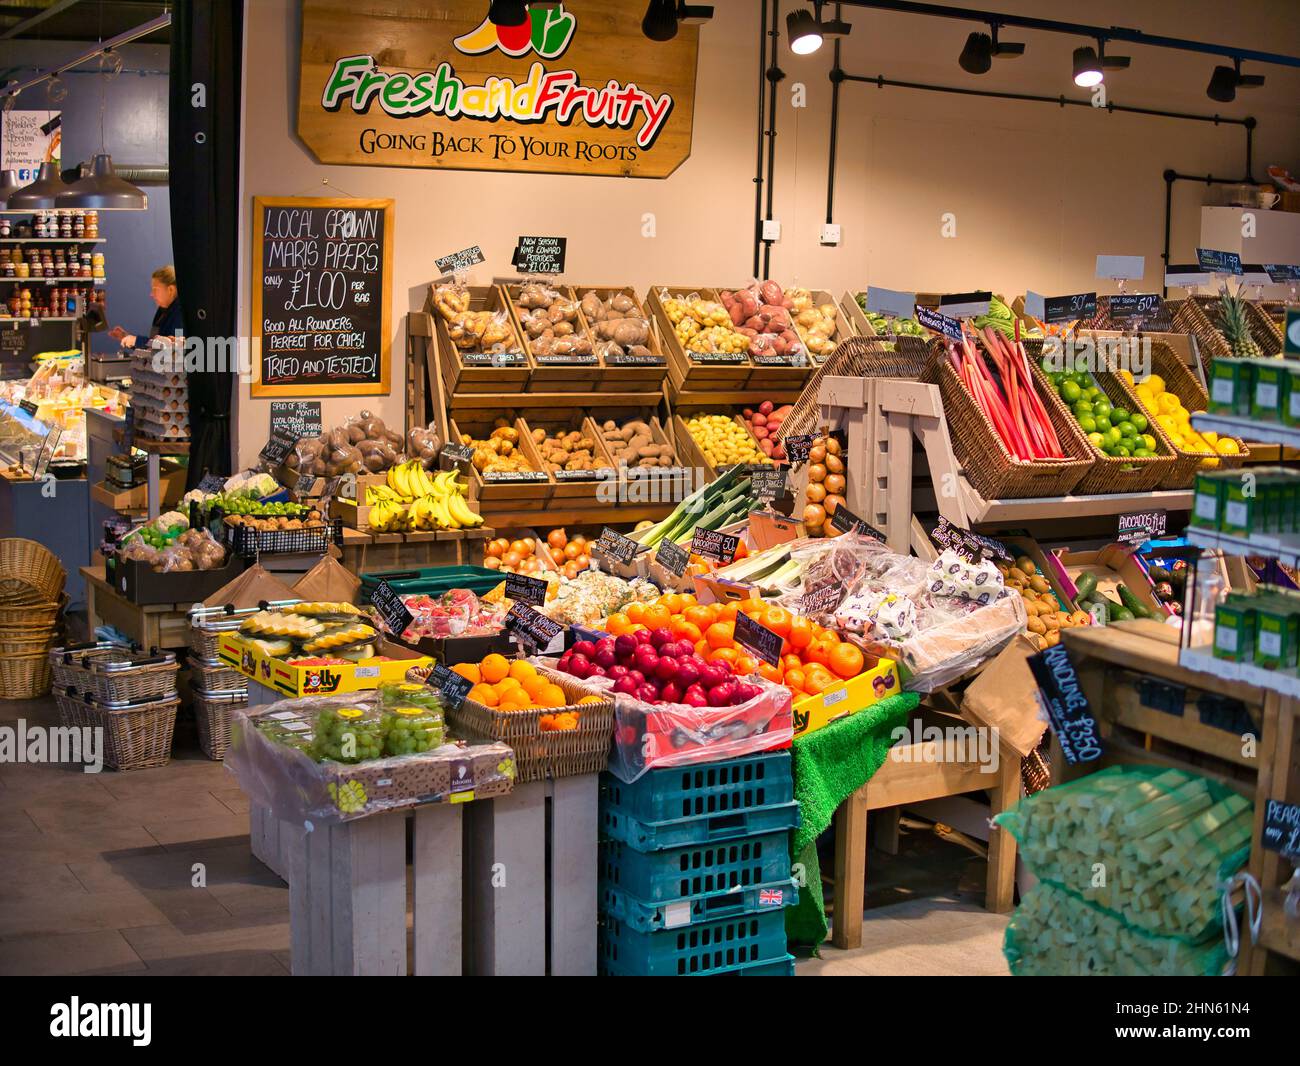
[{"x1": 252, "y1": 197, "x2": 395, "y2": 396}]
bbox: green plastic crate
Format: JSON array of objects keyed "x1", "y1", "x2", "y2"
[{"x1": 359, "y1": 565, "x2": 502, "y2": 598}]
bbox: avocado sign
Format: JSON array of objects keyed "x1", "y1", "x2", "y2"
[{"x1": 298, "y1": 0, "x2": 699, "y2": 178}]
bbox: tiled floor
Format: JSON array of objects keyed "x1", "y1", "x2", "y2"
[{"x1": 1, "y1": 693, "x2": 1009, "y2": 976}]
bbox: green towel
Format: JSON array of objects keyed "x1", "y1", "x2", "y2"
[{"x1": 785, "y1": 691, "x2": 919, "y2": 947}]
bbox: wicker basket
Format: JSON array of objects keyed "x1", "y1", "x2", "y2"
[
  {"x1": 446, "y1": 662, "x2": 614, "y2": 784},
  {"x1": 0, "y1": 593, "x2": 66, "y2": 627},
  {"x1": 0, "y1": 653, "x2": 51, "y2": 698},
  {"x1": 0, "y1": 538, "x2": 65, "y2": 606},
  {"x1": 1125, "y1": 341, "x2": 1250, "y2": 489},
  {"x1": 930, "y1": 341, "x2": 1093, "y2": 500},
  {"x1": 193, "y1": 687, "x2": 247, "y2": 760},
  {"x1": 54, "y1": 688, "x2": 178, "y2": 771},
  {"x1": 1026, "y1": 344, "x2": 1175, "y2": 496},
  {"x1": 49, "y1": 643, "x2": 127, "y2": 689},
  {"x1": 1189, "y1": 294, "x2": 1282, "y2": 357},
  {"x1": 1080, "y1": 295, "x2": 1177, "y2": 334},
  {"x1": 190, "y1": 657, "x2": 245, "y2": 693}
]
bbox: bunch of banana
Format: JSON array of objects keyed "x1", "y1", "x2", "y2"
[{"x1": 366, "y1": 461, "x2": 483, "y2": 533}]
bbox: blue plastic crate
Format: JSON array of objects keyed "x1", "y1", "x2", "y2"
[
  {"x1": 598, "y1": 910, "x2": 793, "y2": 976},
  {"x1": 600, "y1": 831, "x2": 792, "y2": 903},
  {"x1": 600, "y1": 877, "x2": 797, "y2": 933},
  {"x1": 601, "y1": 795, "x2": 800, "y2": 850},
  {"x1": 602, "y1": 751, "x2": 793, "y2": 824}
]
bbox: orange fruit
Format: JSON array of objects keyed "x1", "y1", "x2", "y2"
[
  {"x1": 787, "y1": 618, "x2": 813, "y2": 650},
  {"x1": 679, "y1": 594, "x2": 698, "y2": 610},
  {"x1": 717, "y1": 602, "x2": 739, "y2": 622},
  {"x1": 678, "y1": 621, "x2": 703, "y2": 644},
  {"x1": 829, "y1": 643, "x2": 865, "y2": 679},
  {"x1": 480, "y1": 653, "x2": 510, "y2": 684},
  {"x1": 606, "y1": 612, "x2": 631, "y2": 636},
  {"x1": 626, "y1": 602, "x2": 648, "y2": 625},
  {"x1": 758, "y1": 661, "x2": 784, "y2": 683},
  {"x1": 761, "y1": 606, "x2": 792, "y2": 637},
  {"x1": 577, "y1": 694, "x2": 603, "y2": 705},
  {"x1": 662, "y1": 593, "x2": 686, "y2": 615},
  {"x1": 803, "y1": 669, "x2": 832, "y2": 695},
  {"x1": 710, "y1": 647, "x2": 740, "y2": 667},
  {"x1": 740, "y1": 601, "x2": 765, "y2": 620},
  {"x1": 508, "y1": 659, "x2": 537, "y2": 682},
  {"x1": 669, "y1": 615, "x2": 691, "y2": 636},
  {"x1": 783, "y1": 652, "x2": 804, "y2": 673},
  {"x1": 805, "y1": 640, "x2": 833, "y2": 666},
  {"x1": 734, "y1": 654, "x2": 758, "y2": 675},
  {"x1": 468, "y1": 684, "x2": 497, "y2": 707},
  {"x1": 521, "y1": 675, "x2": 548, "y2": 699},
  {"x1": 785, "y1": 667, "x2": 807, "y2": 694},
  {"x1": 705, "y1": 621, "x2": 735, "y2": 650},
  {"x1": 539, "y1": 713, "x2": 556, "y2": 731},
  {"x1": 537, "y1": 683, "x2": 568, "y2": 708},
  {"x1": 684, "y1": 605, "x2": 714, "y2": 630},
  {"x1": 643, "y1": 603, "x2": 672, "y2": 630},
  {"x1": 452, "y1": 662, "x2": 481, "y2": 684},
  {"x1": 695, "y1": 638, "x2": 711, "y2": 659},
  {"x1": 498, "y1": 698, "x2": 528, "y2": 713}
]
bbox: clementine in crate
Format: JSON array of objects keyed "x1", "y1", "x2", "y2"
[
  {"x1": 452, "y1": 662, "x2": 482, "y2": 684},
  {"x1": 829, "y1": 642, "x2": 865, "y2": 680},
  {"x1": 481, "y1": 653, "x2": 510, "y2": 684}
]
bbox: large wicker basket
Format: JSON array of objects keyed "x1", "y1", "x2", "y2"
[
  {"x1": 55, "y1": 688, "x2": 179, "y2": 771},
  {"x1": 930, "y1": 340, "x2": 1093, "y2": 500},
  {"x1": 1123, "y1": 340, "x2": 1249, "y2": 489},
  {"x1": 194, "y1": 687, "x2": 248, "y2": 760},
  {"x1": 0, "y1": 653, "x2": 52, "y2": 698},
  {"x1": 0, "y1": 538, "x2": 65, "y2": 606},
  {"x1": 1026, "y1": 342, "x2": 1175, "y2": 496},
  {"x1": 0, "y1": 594, "x2": 66, "y2": 628},
  {"x1": 446, "y1": 662, "x2": 614, "y2": 784}
]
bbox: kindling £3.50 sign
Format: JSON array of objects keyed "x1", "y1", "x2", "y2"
[{"x1": 298, "y1": 0, "x2": 699, "y2": 178}]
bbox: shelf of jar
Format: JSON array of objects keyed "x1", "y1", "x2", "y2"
[
  {"x1": 0, "y1": 238, "x2": 104, "y2": 244},
  {"x1": 0, "y1": 276, "x2": 104, "y2": 284}
]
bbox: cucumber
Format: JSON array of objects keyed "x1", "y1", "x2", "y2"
[
  {"x1": 1111, "y1": 606, "x2": 1135, "y2": 622},
  {"x1": 1074, "y1": 572, "x2": 1098, "y2": 600},
  {"x1": 1117, "y1": 583, "x2": 1156, "y2": 620}
]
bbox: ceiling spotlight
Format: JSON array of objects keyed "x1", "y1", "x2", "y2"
[
  {"x1": 991, "y1": 26, "x2": 1025, "y2": 59},
  {"x1": 641, "y1": 0, "x2": 677, "y2": 41},
  {"x1": 787, "y1": 8, "x2": 822, "y2": 55},
  {"x1": 487, "y1": 0, "x2": 528, "y2": 27},
  {"x1": 959, "y1": 32, "x2": 992, "y2": 74},
  {"x1": 1072, "y1": 45, "x2": 1103, "y2": 87},
  {"x1": 677, "y1": 4, "x2": 714, "y2": 25},
  {"x1": 1207, "y1": 59, "x2": 1264, "y2": 103}
]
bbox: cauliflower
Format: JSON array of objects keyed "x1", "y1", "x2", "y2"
[{"x1": 156, "y1": 510, "x2": 189, "y2": 532}]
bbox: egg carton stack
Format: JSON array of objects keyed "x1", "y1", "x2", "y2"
[
  {"x1": 129, "y1": 351, "x2": 190, "y2": 442},
  {"x1": 597, "y1": 751, "x2": 800, "y2": 976}
]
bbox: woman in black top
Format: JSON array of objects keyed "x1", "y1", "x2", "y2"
[{"x1": 109, "y1": 264, "x2": 182, "y2": 349}]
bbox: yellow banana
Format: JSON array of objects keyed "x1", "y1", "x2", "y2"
[
  {"x1": 446, "y1": 491, "x2": 483, "y2": 527},
  {"x1": 432, "y1": 493, "x2": 458, "y2": 529},
  {"x1": 387, "y1": 463, "x2": 413, "y2": 500},
  {"x1": 411, "y1": 462, "x2": 437, "y2": 498}
]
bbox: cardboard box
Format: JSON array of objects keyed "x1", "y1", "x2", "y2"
[
  {"x1": 791, "y1": 657, "x2": 901, "y2": 739},
  {"x1": 110, "y1": 553, "x2": 249, "y2": 606},
  {"x1": 217, "y1": 632, "x2": 432, "y2": 698},
  {"x1": 1047, "y1": 543, "x2": 1166, "y2": 618}
]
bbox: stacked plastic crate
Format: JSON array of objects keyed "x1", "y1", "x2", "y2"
[{"x1": 597, "y1": 751, "x2": 801, "y2": 976}]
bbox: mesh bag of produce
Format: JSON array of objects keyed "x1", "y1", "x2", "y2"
[
  {"x1": 996, "y1": 765, "x2": 1252, "y2": 943},
  {"x1": 1004, "y1": 883, "x2": 1230, "y2": 977}
]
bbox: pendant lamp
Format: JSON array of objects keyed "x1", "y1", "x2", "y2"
[
  {"x1": 0, "y1": 170, "x2": 21, "y2": 207},
  {"x1": 7, "y1": 162, "x2": 68, "y2": 210},
  {"x1": 57, "y1": 153, "x2": 147, "y2": 210}
]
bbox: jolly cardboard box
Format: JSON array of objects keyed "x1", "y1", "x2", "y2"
[{"x1": 217, "y1": 631, "x2": 432, "y2": 698}]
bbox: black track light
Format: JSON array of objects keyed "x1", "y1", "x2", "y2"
[
  {"x1": 641, "y1": 0, "x2": 678, "y2": 41},
  {"x1": 787, "y1": 8, "x2": 823, "y2": 55},
  {"x1": 959, "y1": 32, "x2": 992, "y2": 74},
  {"x1": 990, "y1": 26, "x2": 1025, "y2": 59},
  {"x1": 677, "y1": 4, "x2": 714, "y2": 25},
  {"x1": 1073, "y1": 45, "x2": 1102, "y2": 87},
  {"x1": 1208, "y1": 59, "x2": 1264, "y2": 102},
  {"x1": 487, "y1": 0, "x2": 528, "y2": 28}
]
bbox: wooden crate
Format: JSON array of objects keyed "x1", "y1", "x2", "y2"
[
  {"x1": 502, "y1": 282, "x2": 601, "y2": 394},
  {"x1": 714, "y1": 282, "x2": 815, "y2": 391},
  {"x1": 450, "y1": 415, "x2": 553, "y2": 509},
  {"x1": 519, "y1": 414, "x2": 617, "y2": 505},
  {"x1": 646, "y1": 284, "x2": 752, "y2": 391},
  {"x1": 428, "y1": 284, "x2": 531, "y2": 394},
  {"x1": 570, "y1": 285, "x2": 671, "y2": 393},
  {"x1": 589, "y1": 409, "x2": 692, "y2": 506},
  {"x1": 672, "y1": 412, "x2": 720, "y2": 481}
]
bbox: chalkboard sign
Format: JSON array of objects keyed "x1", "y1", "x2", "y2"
[
  {"x1": 252, "y1": 197, "x2": 394, "y2": 397},
  {"x1": 440, "y1": 442, "x2": 474, "y2": 469},
  {"x1": 915, "y1": 305, "x2": 961, "y2": 341},
  {"x1": 691, "y1": 528, "x2": 739, "y2": 565},
  {"x1": 512, "y1": 236, "x2": 567, "y2": 274},
  {"x1": 801, "y1": 583, "x2": 843, "y2": 617},
  {"x1": 595, "y1": 527, "x2": 639, "y2": 565},
  {"x1": 1, "y1": 328, "x2": 25, "y2": 354},
  {"x1": 1261, "y1": 798, "x2": 1300, "y2": 860},
  {"x1": 19, "y1": 399, "x2": 38, "y2": 417},
  {"x1": 428, "y1": 663, "x2": 473, "y2": 710},
  {"x1": 1264, "y1": 264, "x2": 1300, "y2": 283},
  {"x1": 1027, "y1": 644, "x2": 1102, "y2": 765},
  {"x1": 733, "y1": 612, "x2": 782, "y2": 667},
  {"x1": 196, "y1": 473, "x2": 227, "y2": 495},
  {"x1": 1196, "y1": 248, "x2": 1243, "y2": 275},
  {"x1": 830, "y1": 503, "x2": 884, "y2": 540},
  {"x1": 1024, "y1": 291, "x2": 1096, "y2": 325},
  {"x1": 505, "y1": 603, "x2": 563, "y2": 650},
  {"x1": 747, "y1": 464, "x2": 787, "y2": 503},
  {"x1": 504, "y1": 571, "x2": 547, "y2": 607},
  {"x1": 259, "y1": 429, "x2": 297, "y2": 466},
  {"x1": 1109, "y1": 293, "x2": 1162, "y2": 323},
  {"x1": 271, "y1": 401, "x2": 323, "y2": 441},
  {"x1": 1117, "y1": 509, "x2": 1167, "y2": 546},
  {"x1": 784, "y1": 434, "x2": 814, "y2": 464},
  {"x1": 370, "y1": 579, "x2": 413, "y2": 638},
  {"x1": 655, "y1": 538, "x2": 689, "y2": 578},
  {"x1": 434, "y1": 245, "x2": 484, "y2": 277}
]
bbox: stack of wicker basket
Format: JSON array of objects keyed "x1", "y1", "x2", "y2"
[{"x1": 0, "y1": 538, "x2": 67, "y2": 699}]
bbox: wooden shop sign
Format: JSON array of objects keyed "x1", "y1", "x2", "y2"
[
  {"x1": 251, "y1": 196, "x2": 394, "y2": 397},
  {"x1": 298, "y1": 0, "x2": 699, "y2": 179}
]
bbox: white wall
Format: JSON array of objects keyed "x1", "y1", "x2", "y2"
[{"x1": 236, "y1": 0, "x2": 1300, "y2": 467}]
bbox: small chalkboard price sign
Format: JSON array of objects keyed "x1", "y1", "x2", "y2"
[
  {"x1": 439, "y1": 442, "x2": 474, "y2": 469},
  {"x1": 1117, "y1": 509, "x2": 1167, "y2": 546},
  {"x1": 504, "y1": 571, "x2": 547, "y2": 607},
  {"x1": 747, "y1": 464, "x2": 787, "y2": 503},
  {"x1": 1109, "y1": 293, "x2": 1162, "y2": 323},
  {"x1": 595, "y1": 527, "x2": 639, "y2": 565},
  {"x1": 655, "y1": 538, "x2": 689, "y2": 578},
  {"x1": 800, "y1": 583, "x2": 844, "y2": 617},
  {"x1": 196, "y1": 473, "x2": 227, "y2": 495},
  {"x1": 691, "y1": 528, "x2": 739, "y2": 565},
  {"x1": 428, "y1": 663, "x2": 473, "y2": 710},
  {"x1": 1027, "y1": 644, "x2": 1102, "y2": 765},
  {"x1": 434, "y1": 245, "x2": 485, "y2": 278},
  {"x1": 512, "y1": 236, "x2": 567, "y2": 275},
  {"x1": 784, "y1": 434, "x2": 814, "y2": 464},
  {"x1": 1261, "y1": 799, "x2": 1300, "y2": 860},
  {"x1": 270, "y1": 401, "x2": 323, "y2": 441},
  {"x1": 830, "y1": 504, "x2": 884, "y2": 540},
  {"x1": 734, "y1": 611, "x2": 782, "y2": 667},
  {"x1": 505, "y1": 603, "x2": 562, "y2": 651},
  {"x1": 915, "y1": 305, "x2": 961, "y2": 341},
  {"x1": 252, "y1": 197, "x2": 394, "y2": 397},
  {"x1": 259, "y1": 429, "x2": 298, "y2": 467},
  {"x1": 1025, "y1": 291, "x2": 1096, "y2": 324},
  {"x1": 370, "y1": 579, "x2": 413, "y2": 639}
]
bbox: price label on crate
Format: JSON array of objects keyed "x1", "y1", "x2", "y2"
[
  {"x1": 746, "y1": 464, "x2": 787, "y2": 503},
  {"x1": 505, "y1": 602, "x2": 563, "y2": 651},
  {"x1": 503, "y1": 571, "x2": 548, "y2": 607},
  {"x1": 1264, "y1": 264, "x2": 1300, "y2": 283},
  {"x1": 434, "y1": 244, "x2": 485, "y2": 278},
  {"x1": 370, "y1": 579, "x2": 413, "y2": 639},
  {"x1": 295, "y1": 472, "x2": 319, "y2": 496},
  {"x1": 259, "y1": 428, "x2": 297, "y2": 467},
  {"x1": 1108, "y1": 293, "x2": 1162, "y2": 323},
  {"x1": 654, "y1": 538, "x2": 689, "y2": 578},
  {"x1": 595, "y1": 527, "x2": 639, "y2": 565},
  {"x1": 784, "y1": 434, "x2": 814, "y2": 464},
  {"x1": 800, "y1": 583, "x2": 844, "y2": 617},
  {"x1": 428, "y1": 663, "x2": 473, "y2": 710},
  {"x1": 196, "y1": 473, "x2": 226, "y2": 495},
  {"x1": 691, "y1": 527, "x2": 740, "y2": 565},
  {"x1": 915, "y1": 304, "x2": 961, "y2": 341},
  {"x1": 1027, "y1": 644, "x2": 1103, "y2": 766},
  {"x1": 830, "y1": 503, "x2": 884, "y2": 540},
  {"x1": 938, "y1": 290, "x2": 992, "y2": 319},
  {"x1": 439, "y1": 441, "x2": 475, "y2": 470},
  {"x1": 733, "y1": 611, "x2": 783, "y2": 667},
  {"x1": 1261, "y1": 799, "x2": 1300, "y2": 860},
  {"x1": 931, "y1": 518, "x2": 1012, "y2": 561},
  {"x1": 1117, "y1": 509, "x2": 1167, "y2": 546}
]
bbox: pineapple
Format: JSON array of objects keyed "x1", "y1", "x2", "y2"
[{"x1": 1219, "y1": 291, "x2": 1262, "y2": 358}]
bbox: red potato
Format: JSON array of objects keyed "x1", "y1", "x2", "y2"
[
  {"x1": 752, "y1": 426, "x2": 769, "y2": 440},
  {"x1": 752, "y1": 411, "x2": 767, "y2": 426},
  {"x1": 759, "y1": 438, "x2": 774, "y2": 455},
  {"x1": 744, "y1": 315, "x2": 765, "y2": 332},
  {"x1": 759, "y1": 400, "x2": 774, "y2": 415},
  {"x1": 728, "y1": 302, "x2": 746, "y2": 326},
  {"x1": 759, "y1": 280, "x2": 783, "y2": 305}
]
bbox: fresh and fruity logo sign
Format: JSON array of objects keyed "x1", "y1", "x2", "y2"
[{"x1": 454, "y1": 4, "x2": 576, "y2": 59}]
